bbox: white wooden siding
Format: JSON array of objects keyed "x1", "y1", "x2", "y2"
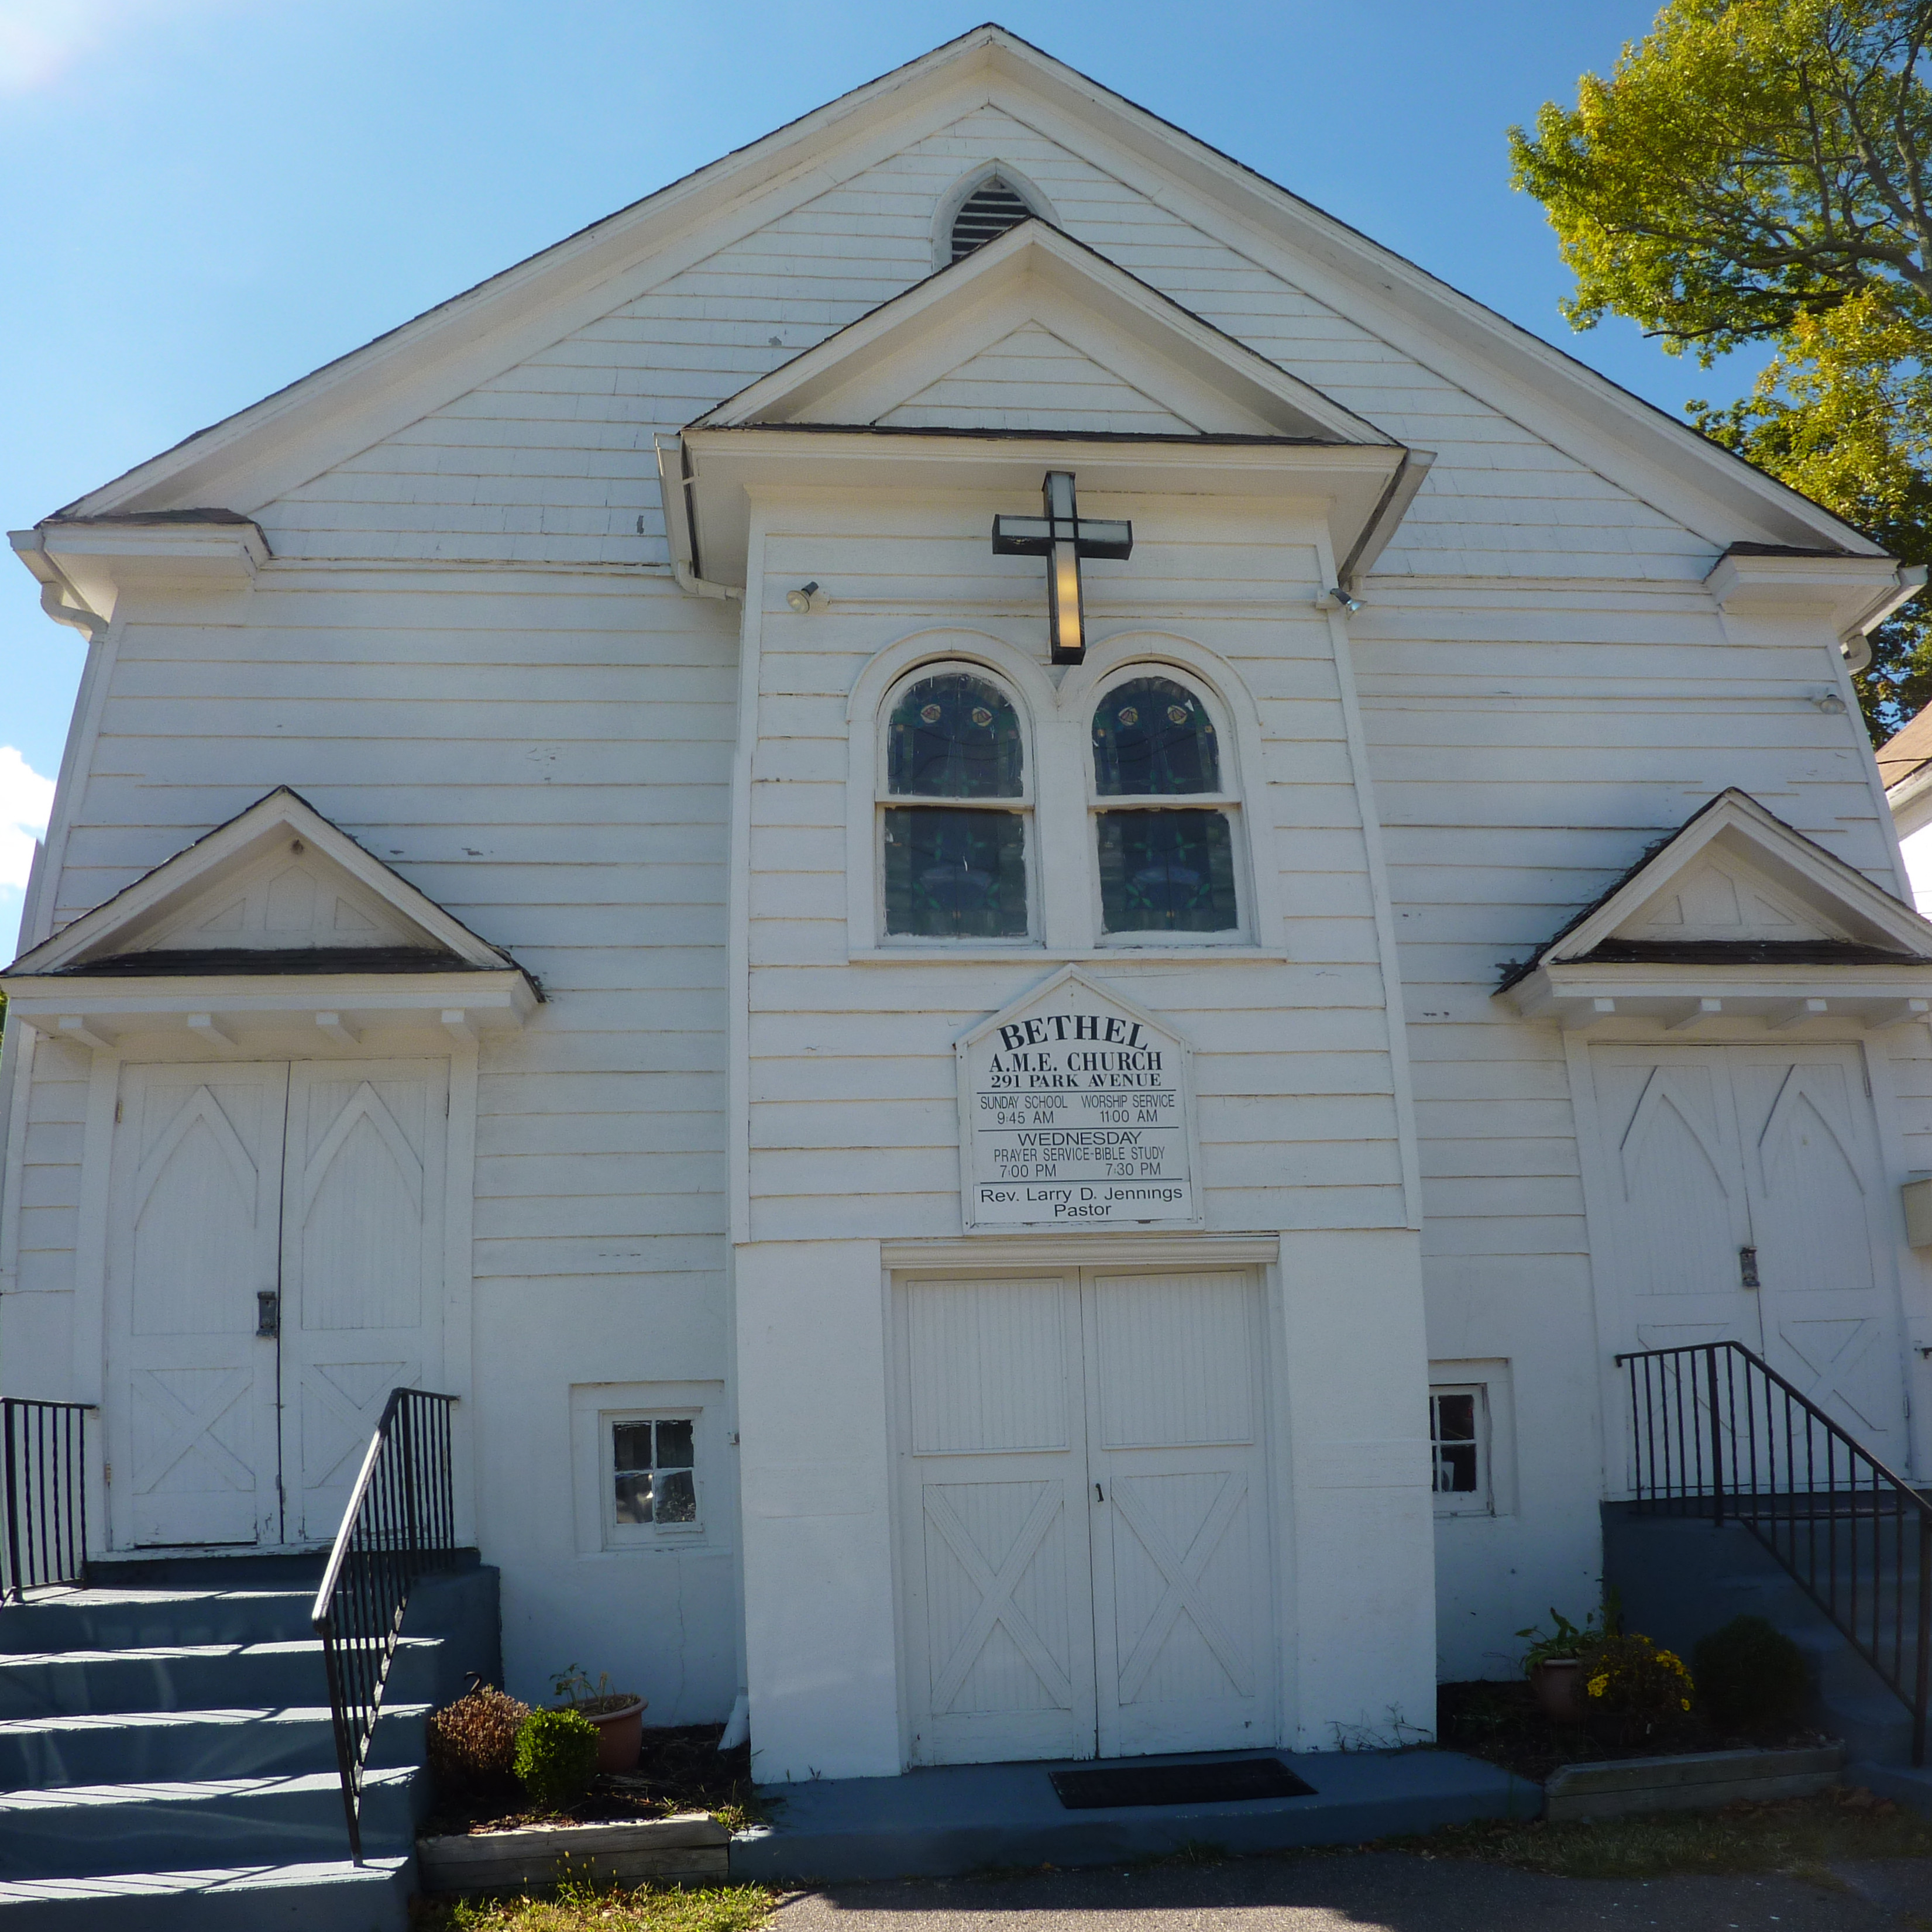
[{"x1": 256, "y1": 104, "x2": 1710, "y2": 584}]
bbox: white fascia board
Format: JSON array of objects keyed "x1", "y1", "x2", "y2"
[
  {"x1": 1541, "y1": 793, "x2": 1932, "y2": 964},
  {"x1": 49, "y1": 53, "x2": 1020, "y2": 521},
  {"x1": 12, "y1": 518, "x2": 269, "y2": 619},
  {"x1": 1704, "y1": 550, "x2": 1909, "y2": 627},
  {"x1": 8, "y1": 787, "x2": 522, "y2": 977},
  {"x1": 45, "y1": 21, "x2": 1868, "y2": 555},
  {"x1": 0, "y1": 968, "x2": 537, "y2": 1029},
  {"x1": 678, "y1": 428, "x2": 1404, "y2": 588},
  {"x1": 1502, "y1": 960, "x2": 1932, "y2": 1024},
  {"x1": 981, "y1": 66, "x2": 1879, "y2": 557},
  {"x1": 692, "y1": 219, "x2": 1389, "y2": 445}
]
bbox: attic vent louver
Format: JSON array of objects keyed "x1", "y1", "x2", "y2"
[{"x1": 951, "y1": 178, "x2": 1032, "y2": 261}]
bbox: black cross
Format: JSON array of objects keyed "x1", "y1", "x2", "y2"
[{"x1": 992, "y1": 470, "x2": 1132, "y2": 665}]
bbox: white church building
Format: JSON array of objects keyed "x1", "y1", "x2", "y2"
[{"x1": 6, "y1": 26, "x2": 1932, "y2": 1785}]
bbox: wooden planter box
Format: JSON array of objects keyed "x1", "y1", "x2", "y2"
[
  {"x1": 1545, "y1": 1743, "x2": 1846, "y2": 1823},
  {"x1": 418, "y1": 1811, "x2": 731, "y2": 1895}
]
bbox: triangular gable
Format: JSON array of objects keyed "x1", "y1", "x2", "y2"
[
  {"x1": 1508, "y1": 790, "x2": 1932, "y2": 982},
  {"x1": 690, "y1": 219, "x2": 1384, "y2": 442},
  {"x1": 30, "y1": 25, "x2": 1876, "y2": 559},
  {"x1": 6, "y1": 788, "x2": 523, "y2": 978}
]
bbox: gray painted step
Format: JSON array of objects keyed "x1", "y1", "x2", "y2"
[
  {"x1": 0, "y1": 1769, "x2": 415, "y2": 1882},
  {"x1": 0, "y1": 1591, "x2": 319, "y2": 1655},
  {"x1": 0, "y1": 1703, "x2": 428, "y2": 1787},
  {"x1": 0, "y1": 1638, "x2": 438, "y2": 1718},
  {"x1": 0, "y1": 1857, "x2": 410, "y2": 1930}
]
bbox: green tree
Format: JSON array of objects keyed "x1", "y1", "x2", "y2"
[{"x1": 1508, "y1": 0, "x2": 1932, "y2": 737}]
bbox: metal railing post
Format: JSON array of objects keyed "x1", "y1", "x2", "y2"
[
  {"x1": 1706, "y1": 1345, "x2": 1724, "y2": 1527},
  {"x1": 2, "y1": 1401, "x2": 20, "y2": 1602},
  {"x1": 1915, "y1": 1511, "x2": 1930, "y2": 1770}
]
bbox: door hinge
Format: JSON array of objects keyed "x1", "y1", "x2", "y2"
[
  {"x1": 114, "y1": 1099, "x2": 123, "y2": 1124},
  {"x1": 256, "y1": 1290, "x2": 281, "y2": 1338},
  {"x1": 1739, "y1": 1245, "x2": 1761, "y2": 1289},
  {"x1": 102, "y1": 1462, "x2": 111, "y2": 1486}
]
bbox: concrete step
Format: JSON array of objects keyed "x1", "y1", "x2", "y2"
[
  {"x1": 0, "y1": 1769, "x2": 415, "y2": 1882},
  {"x1": 1851, "y1": 1756, "x2": 1932, "y2": 1818},
  {"x1": 0, "y1": 1639, "x2": 439, "y2": 1719},
  {"x1": 0, "y1": 1592, "x2": 319, "y2": 1656},
  {"x1": 0, "y1": 1856, "x2": 411, "y2": 1930},
  {"x1": 0, "y1": 1703, "x2": 428, "y2": 1789}
]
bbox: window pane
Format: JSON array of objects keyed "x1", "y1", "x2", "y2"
[
  {"x1": 1092, "y1": 677, "x2": 1220, "y2": 796},
  {"x1": 1433, "y1": 1394, "x2": 1476, "y2": 1443},
  {"x1": 612, "y1": 1423, "x2": 652, "y2": 1474},
  {"x1": 614, "y1": 1472, "x2": 654, "y2": 1524},
  {"x1": 884, "y1": 807, "x2": 1027, "y2": 937},
  {"x1": 655, "y1": 1419, "x2": 694, "y2": 1469},
  {"x1": 1096, "y1": 810, "x2": 1236, "y2": 932},
  {"x1": 655, "y1": 1470, "x2": 697, "y2": 1522},
  {"x1": 888, "y1": 673, "x2": 1023, "y2": 798},
  {"x1": 1433, "y1": 1443, "x2": 1479, "y2": 1494}
]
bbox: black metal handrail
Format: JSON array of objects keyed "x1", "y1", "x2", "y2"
[
  {"x1": 1617, "y1": 1340, "x2": 1931, "y2": 1766},
  {"x1": 2, "y1": 1400, "x2": 94, "y2": 1600},
  {"x1": 311, "y1": 1388, "x2": 457, "y2": 1861}
]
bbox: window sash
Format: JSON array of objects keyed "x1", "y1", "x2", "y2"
[
  {"x1": 604, "y1": 1411, "x2": 704, "y2": 1541},
  {"x1": 1429, "y1": 1386, "x2": 1491, "y2": 1514}
]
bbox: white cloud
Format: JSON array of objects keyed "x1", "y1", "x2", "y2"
[
  {"x1": 0, "y1": 746, "x2": 55, "y2": 895},
  {"x1": 0, "y1": 0, "x2": 230, "y2": 96}
]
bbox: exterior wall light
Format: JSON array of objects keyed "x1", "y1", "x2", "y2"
[{"x1": 786, "y1": 581, "x2": 821, "y2": 613}]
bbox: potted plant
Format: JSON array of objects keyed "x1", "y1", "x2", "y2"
[
  {"x1": 1516, "y1": 1606, "x2": 1604, "y2": 1723},
  {"x1": 551, "y1": 1663, "x2": 647, "y2": 1774}
]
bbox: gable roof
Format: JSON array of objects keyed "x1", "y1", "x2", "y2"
[
  {"x1": 25, "y1": 25, "x2": 1881, "y2": 559},
  {"x1": 1502, "y1": 788, "x2": 1932, "y2": 992},
  {"x1": 690, "y1": 218, "x2": 1391, "y2": 444},
  {"x1": 5, "y1": 787, "x2": 531, "y2": 983}
]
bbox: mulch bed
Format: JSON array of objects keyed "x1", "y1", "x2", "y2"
[
  {"x1": 422, "y1": 1722, "x2": 760, "y2": 1837},
  {"x1": 1436, "y1": 1679, "x2": 1830, "y2": 1786}
]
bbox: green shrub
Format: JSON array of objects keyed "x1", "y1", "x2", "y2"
[
  {"x1": 513, "y1": 1706, "x2": 599, "y2": 1812},
  {"x1": 427, "y1": 1683, "x2": 529, "y2": 1792},
  {"x1": 1693, "y1": 1615, "x2": 1809, "y2": 1730}
]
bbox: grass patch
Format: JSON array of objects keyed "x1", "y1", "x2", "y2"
[
  {"x1": 410, "y1": 1875, "x2": 778, "y2": 1932},
  {"x1": 1394, "y1": 1787, "x2": 1932, "y2": 1881}
]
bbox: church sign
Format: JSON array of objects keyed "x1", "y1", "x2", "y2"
[{"x1": 956, "y1": 967, "x2": 1199, "y2": 1229}]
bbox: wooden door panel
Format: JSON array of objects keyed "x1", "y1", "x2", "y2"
[
  {"x1": 281, "y1": 1062, "x2": 445, "y2": 1543},
  {"x1": 897, "y1": 1276, "x2": 1095, "y2": 1766},
  {"x1": 108, "y1": 1064, "x2": 287, "y2": 1547},
  {"x1": 1734, "y1": 1050, "x2": 1906, "y2": 1459},
  {"x1": 1086, "y1": 1269, "x2": 1272, "y2": 1757},
  {"x1": 1589, "y1": 1048, "x2": 1761, "y2": 1353}
]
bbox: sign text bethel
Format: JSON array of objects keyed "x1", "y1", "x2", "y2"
[{"x1": 960, "y1": 1000, "x2": 1195, "y2": 1228}]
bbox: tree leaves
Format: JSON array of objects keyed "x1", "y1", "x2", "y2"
[{"x1": 1511, "y1": 1, "x2": 1932, "y2": 735}]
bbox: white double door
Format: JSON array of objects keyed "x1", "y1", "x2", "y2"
[
  {"x1": 105, "y1": 1060, "x2": 447, "y2": 1549},
  {"x1": 1590, "y1": 1043, "x2": 1907, "y2": 1462},
  {"x1": 895, "y1": 1268, "x2": 1274, "y2": 1766}
]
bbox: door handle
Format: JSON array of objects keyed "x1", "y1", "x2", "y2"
[
  {"x1": 256, "y1": 1291, "x2": 280, "y2": 1338},
  {"x1": 1739, "y1": 1246, "x2": 1760, "y2": 1290},
  {"x1": 1094, "y1": 1482, "x2": 1104, "y2": 1504}
]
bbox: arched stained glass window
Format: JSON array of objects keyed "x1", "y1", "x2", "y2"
[
  {"x1": 882, "y1": 670, "x2": 1029, "y2": 940},
  {"x1": 1092, "y1": 676, "x2": 1221, "y2": 796},
  {"x1": 950, "y1": 178, "x2": 1033, "y2": 262},
  {"x1": 888, "y1": 672, "x2": 1023, "y2": 798},
  {"x1": 1090, "y1": 674, "x2": 1240, "y2": 936}
]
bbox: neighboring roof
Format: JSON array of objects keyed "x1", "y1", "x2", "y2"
[
  {"x1": 27, "y1": 25, "x2": 1883, "y2": 556},
  {"x1": 1878, "y1": 706, "x2": 1932, "y2": 793}
]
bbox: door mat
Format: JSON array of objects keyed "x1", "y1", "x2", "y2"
[{"x1": 1049, "y1": 1757, "x2": 1316, "y2": 1810}]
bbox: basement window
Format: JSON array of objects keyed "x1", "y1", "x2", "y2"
[
  {"x1": 951, "y1": 178, "x2": 1033, "y2": 260},
  {"x1": 607, "y1": 1414, "x2": 701, "y2": 1542},
  {"x1": 1429, "y1": 1384, "x2": 1491, "y2": 1515}
]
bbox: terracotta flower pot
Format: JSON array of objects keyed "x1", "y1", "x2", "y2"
[
  {"x1": 568, "y1": 1695, "x2": 647, "y2": 1773},
  {"x1": 1530, "y1": 1658, "x2": 1586, "y2": 1724}
]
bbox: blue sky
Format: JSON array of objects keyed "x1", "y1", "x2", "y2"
[{"x1": 0, "y1": 0, "x2": 1762, "y2": 948}]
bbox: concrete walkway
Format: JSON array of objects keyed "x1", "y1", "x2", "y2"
[
  {"x1": 733, "y1": 1749, "x2": 1538, "y2": 1883},
  {"x1": 772, "y1": 1849, "x2": 1932, "y2": 1931}
]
